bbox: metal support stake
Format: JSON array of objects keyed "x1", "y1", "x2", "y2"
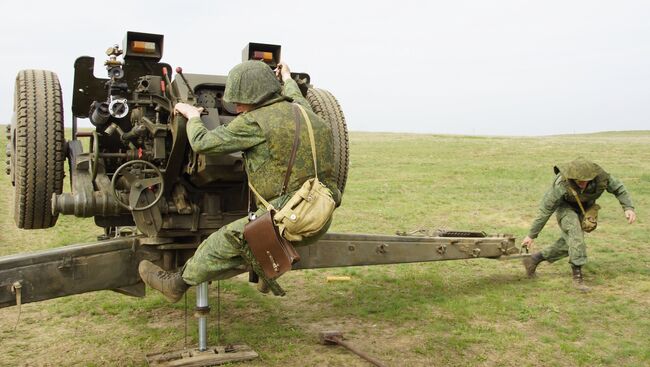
[
  {"x1": 196, "y1": 282, "x2": 209, "y2": 352},
  {"x1": 147, "y1": 281, "x2": 259, "y2": 365}
]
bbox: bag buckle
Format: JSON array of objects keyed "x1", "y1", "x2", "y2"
[{"x1": 266, "y1": 251, "x2": 280, "y2": 272}]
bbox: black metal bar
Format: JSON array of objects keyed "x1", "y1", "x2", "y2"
[{"x1": 72, "y1": 115, "x2": 78, "y2": 140}]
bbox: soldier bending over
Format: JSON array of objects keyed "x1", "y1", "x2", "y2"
[{"x1": 521, "y1": 158, "x2": 636, "y2": 291}]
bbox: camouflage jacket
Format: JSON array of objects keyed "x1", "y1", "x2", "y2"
[
  {"x1": 186, "y1": 79, "x2": 341, "y2": 206},
  {"x1": 527, "y1": 167, "x2": 634, "y2": 239}
]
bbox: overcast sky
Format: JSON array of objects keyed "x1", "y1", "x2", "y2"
[{"x1": 1, "y1": 0, "x2": 648, "y2": 136}]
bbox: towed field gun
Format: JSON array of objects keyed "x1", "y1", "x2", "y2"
[
  {"x1": 2, "y1": 31, "x2": 521, "y2": 311},
  {"x1": 8, "y1": 32, "x2": 345, "y2": 237}
]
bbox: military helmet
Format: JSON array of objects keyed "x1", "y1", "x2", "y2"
[
  {"x1": 223, "y1": 60, "x2": 281, "y2": 105},
  {"x1": 554, "y1": 157, "x2": 601, "y2": 181}
]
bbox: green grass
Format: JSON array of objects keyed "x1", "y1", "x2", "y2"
[{"x1": 1, "y1": 128, "x2": 649, "y2": 366}]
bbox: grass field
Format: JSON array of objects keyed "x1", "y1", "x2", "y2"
[{"x1": 1, "y1": 128, "x2": 648, "y2": 366}]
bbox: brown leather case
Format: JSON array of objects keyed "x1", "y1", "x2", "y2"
[{"x1": 243, "y1": 210, "x2": 300, "y2": 280}]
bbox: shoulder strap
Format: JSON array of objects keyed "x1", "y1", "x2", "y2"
[
  {"x1": 249, "y1": 181, "x2": 274, "y2": 211},
  {"x1": 567, "y1": 186, "x2": 586, "y2": 216},
  {"x1": 248, "y1": 103, "x2": 309, "y2": 210},
  {"x1": 281, "y1": 105, "x2": 302, "y2": 195},
  {"x1": 295, "y1": 104, "x2": 319, "y2": 179}
]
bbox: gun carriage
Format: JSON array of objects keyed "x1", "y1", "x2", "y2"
[{"x1": 2, "y1": 32, "x2": 519, "y2": 310}]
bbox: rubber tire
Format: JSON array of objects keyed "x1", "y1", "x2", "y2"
[
  {"x1": 12, "y1": 69, "x2": 65, "y2": 229},
  {"x1": 306, "y1": 88, "x2": 349, "y2": 195}
]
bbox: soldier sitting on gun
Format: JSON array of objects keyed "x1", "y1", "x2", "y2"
[
  {"x1": 521, "y1": 157, "x2": 636, "y2": 291},
  {"x1": 138, "y1": 60, "x2": 341, "y2": 301}
]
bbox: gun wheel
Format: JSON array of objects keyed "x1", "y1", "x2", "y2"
[
  {"x1": 11, "y1": 70, "x2": 65, "y2": 229},
  {"x1": 306, "y1": 88, "x2": 349, "y2": 197}
]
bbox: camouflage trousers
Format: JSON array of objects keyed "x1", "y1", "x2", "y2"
[
  {"x1": 182, "y1": 196, "x2": 331, "y2": 285},
  {"x1": 541, "y1": 205, "x2": 587, "y2": 266}
]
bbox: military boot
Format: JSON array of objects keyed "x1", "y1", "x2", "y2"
[
  {"x1": 138, "y1": 260, "x2": 189, "y2": 303},
  {"x1": 522, "y1": 252, "x2": 545, "y2": 278},
  {"x1": 571, "y1": 264, "x2": 590, "y2": 293},
  {"x1": 257, "y1": 280, "x2": 270, "y2": 294},
  {"x1": 249, "y1": 270, "x2": 270, "y2": 294}
]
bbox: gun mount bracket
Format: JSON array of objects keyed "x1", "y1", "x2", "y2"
[{"x1": 10, "y1": 281, "x2": 22, "y2": 330}]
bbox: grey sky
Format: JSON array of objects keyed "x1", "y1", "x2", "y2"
[{"x1": 1, "y1": 0, "x2": 648, "y2": 136}]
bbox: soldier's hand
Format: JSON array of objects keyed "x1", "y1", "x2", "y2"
[
  {"x1": 624, "y1": 209, "x2": 636, "y2": 224},
  {"x1": 521, "y1": 236, "x2": 534, "y2": 252},
  {"x1": 275, "y1": 62, "x2": 292, "y2": 82},
  {"x1": 174, "y1": 102, "x2": 203, "y2": 119}
]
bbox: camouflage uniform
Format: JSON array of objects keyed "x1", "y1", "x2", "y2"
[
  {"x1": 527, "y1": 158, "x2": 634, "y2": 266},
  {"x1": 182, "y1": 61, "x2": 340, "y2": 285}
]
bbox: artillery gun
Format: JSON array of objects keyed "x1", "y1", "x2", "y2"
[
  {"x1": 7, "y1": 32, "x2": 348, "y2": 237},
  {"x1": 2, "y1": 31, "x2": 520, "y2": 312}
]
